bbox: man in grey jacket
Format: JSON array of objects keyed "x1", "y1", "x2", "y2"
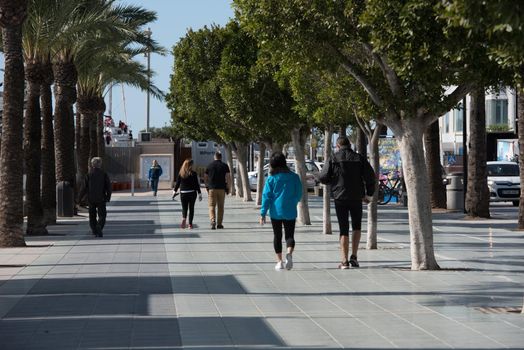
[
  {"x1": 80, "y1": 157, "x2": 112, "y2": 237},
  {"x1": 319, "y1": 136, "x2": 375, "y2": 269}
]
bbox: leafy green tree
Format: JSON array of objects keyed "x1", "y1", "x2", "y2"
[
  {"x1": 0, "y1": 0, "x2": 28, "y2": 246},
  {"x1": 440, "y1": 0, "x2": 524, "y2": 226},
  {"x1": 234, "y1": 0, "x2": 488, "y2": 269}
]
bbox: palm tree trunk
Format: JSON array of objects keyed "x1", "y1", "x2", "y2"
[
  {"x1": 53, "y1": 61, "x2": 78, "y2": 204},
  {"x1": 24, "y1": 63, "x2": 47, "y2": 236},
  {"x1": 465, "y1": 87, "x2": 490, "y2": 218},
  {"x1": 41, "y1": 63, "x2": 56, "y2": 224},
  {"x1": 424, "y1": 120, "x2": 447, "y2": 209},
  {"x1": 0, "y1": 1, "x2": 28, "y2": 247},
  {"x1": 78, "y1": 113, "x2": 90, "y2": 177}
]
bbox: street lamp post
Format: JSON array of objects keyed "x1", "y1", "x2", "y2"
[{"x1": 145, "y1": 27, "x2": 152, "y2": 133}]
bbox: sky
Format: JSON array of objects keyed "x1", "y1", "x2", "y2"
[{"x1": 113, "y1": 0, "x2": 234, "y2": 133}]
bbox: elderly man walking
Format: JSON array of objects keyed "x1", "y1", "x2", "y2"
[{"x1": 80, "y1": 157, "x2": 112, "y2": 237}]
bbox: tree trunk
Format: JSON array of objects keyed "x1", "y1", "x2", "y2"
[
  {"x1": 95, "y1": 97, "x2": 106, "y2": 159},
  {"x1": 366, "y1": 125, "x2": 381, "y2": 249},
  {"x1": 0, "y1": 4, "x2": 27, "y2": 247},
  {"x1": 255, "y1": 142, "x2": 266, "y2": 205},
  {"x1": 465, "y1": 87, "x2": 490, "y2": 218},
  {"x1": 40, "y1": 64, "x2": 56, "y2": 225},
  {"x1": 339, "y1": 124, "x2": 347, "y2": 137},
  {"x1": 224, "y1": 144, "x2": 236, "y2": 197},
  {"x1": 89, "y1": 115, "x2": 98, "y2": 160},
  {"x1": 233, "y1": 142, "x2": 252, "y2": 201},
  {"x1": 270, "y1": 142, "x2": 283, "y2": 154},
  {"x1": 518, "y1": 90, "x2": 524, "y2": 229},
  {"x1": 356, "y1": 127, "x2": 367, "y2": 157},
  {"x1": 53, "y1": 61, "x2": 78, "y2": 191},
  {"x1": 97, "y1": 112, "x2": 105, "y2": 161},
  {"x1": 424, "y1": 120, "x2": 447, "y2": 209},
  {"x1": 24, "y1": 63, "x2": 47, "y2": 236},
  {"x1": 75, "y1": 112, "x2": 81, "y2": 162},
  {"x1": 323, "y1": 127, "x2": 333, "y2": 235},
  {"x1": 291, "y1": 126, "x2": 311, "y2": 225},
  {"x1": 396, "y1": 120, "x2": 439, "y2": 270},
  {"x1": 77, "y1": 113, "x2": 90, "y2": 176}
]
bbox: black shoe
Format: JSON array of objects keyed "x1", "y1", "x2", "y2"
[
  {"x1": 217, "y1": 224, "x2": 224, "y2": 229},
  {"x1": 349, "y1": 255, "x2": 359, "y2": 268},
  {"x1": 211, "y1": 222, "x2": 216, "y2": 230}
]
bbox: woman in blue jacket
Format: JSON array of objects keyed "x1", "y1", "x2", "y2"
[{"x1": 260, "y1": 152, "x2": 302, "y2": 270}]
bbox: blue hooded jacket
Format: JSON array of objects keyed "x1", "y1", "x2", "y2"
[{"x1": 260, "y1": 171, "x2": 302, "y2": 220}]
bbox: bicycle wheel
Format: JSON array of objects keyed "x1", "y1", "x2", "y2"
[{"x1": 378, "y1": 184, "x2": 391, "y2": 205}]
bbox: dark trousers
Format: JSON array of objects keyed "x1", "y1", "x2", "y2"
[
  {"x1": 271, "y1": 219, "x2": 296, "y2": 254},
  {"x1": 89, "y1": 202, "x2": 107, "y2": 234},
  {"x1": 334, "y1": 199, "x2": 363, "y2": 234},
  {"x1": 180, "y1": 192, "x2": 197, "y2": 224},
  {"x1": 150, "y1": 178, "x2": 159, "y2": 193}
]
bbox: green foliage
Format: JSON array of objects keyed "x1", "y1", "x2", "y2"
[
  {"x1": 440, "y1": 0, "x2": 524, "y2": 86},
  {"x1": 486, "y1": 124, "x2": 510, "y2": 133},
  {"x1": 233, "y1": 0, "x2": 498, "y2": 126}
]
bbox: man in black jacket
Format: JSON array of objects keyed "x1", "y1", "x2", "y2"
[
  {"x1": 319, "y1": 136, "x2": 375, "y2": 269},
  {"x1": 80, "y1": 157, "x2": 112, "y2": 237}
]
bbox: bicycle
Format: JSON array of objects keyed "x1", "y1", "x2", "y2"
[{"x1": 378, "y1": 171, "x2": 403, "y2": 205}]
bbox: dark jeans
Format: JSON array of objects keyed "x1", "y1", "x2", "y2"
[
  {"x1": 150, "y1": 178, "x2": 159, "y2": 193},
  {"x1": 180, "y1": 191, "x2": 197, "y2": 224},
  {"x1": 271, "y1": 219, "x2": 296, "y2": 254},
  {"x1": 334, "y1": 199, "x2": 363, "y2": 234},
  {"x1": 88, "y1": 202, "x2": 107, "y2": 234}
]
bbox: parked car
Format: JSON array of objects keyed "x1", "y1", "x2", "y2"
[
  {"x1": 487, "y1": 161, "x2": 520, "y2": 206},
  {"x1": 248, "y1": 160, "x2": 320, "y2": 191}
]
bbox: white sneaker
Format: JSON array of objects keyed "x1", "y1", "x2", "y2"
[
  {"x1": 285, "y1": 253, "x2": 293, "y2": 270},
  {"x1": 275, "y1": 261, "x2": 285, "y2": 270}
]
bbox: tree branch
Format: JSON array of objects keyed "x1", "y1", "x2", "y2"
[
  {"x1": 425, "y1": 83, "x2": 475, "y2": 125},
  {"x1": 362, "y1": 43, "x2": 404, "y2": 100},
  {"x1": 328, "y1": 44, "x2": 385, "y2": 109}
]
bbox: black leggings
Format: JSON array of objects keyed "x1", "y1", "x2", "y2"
[
  {"x1": 334, "y1": 199, "x2": 363, "y2": 234},
  {"x1": 271, "y1": 219, "x2": 296, "y2": 254},
  {"x1": 180, "y1": 192, "x2": 197, "y2": 224}
]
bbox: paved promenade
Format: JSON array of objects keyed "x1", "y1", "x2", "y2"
[{"x1": 1, "y1": 190, "x2": 523, "y2": 349}]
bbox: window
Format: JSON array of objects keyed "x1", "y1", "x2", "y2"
[
  {"x1": 443, "y1": 112, "x2": 450, "y2": 133},
  {"x1": 454, "y1": 103, "x2": 463, "y2": 132},
  {"x1": 486, "y1": 99, "x2": 508, "y2": 126}
]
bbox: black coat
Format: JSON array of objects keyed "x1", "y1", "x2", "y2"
[
  {"x1": 80, "y1": 168, "x2": 112, "y2": 204},
  {"x1": 319, "y1": 146, "x2": 375, "y2": 201}
]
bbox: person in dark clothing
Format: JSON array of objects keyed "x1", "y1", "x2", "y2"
[
  {"x1": 79, "y1": 157, "x2": 112, "y2": 237},
  {"x1": 319, "y1": 136, "x2": 375, "y2": 269},
  {"x1": 174, "y1": 159, "x2": 202, "y2": 229},
  {"x1": 148, "y1": 159, "x2": 163, "y2": 196},
  {"x1": 204, "y1": 152, "x2": 231, "y2": 229}
]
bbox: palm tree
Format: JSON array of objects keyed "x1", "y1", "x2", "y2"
[
  {"x1": 49, "y1": 0, "x2": 161, "y2": 209},
  {"x1": 41, "y1": 59, "x2": 55, "y2": 224},
  {"x1": 0, "y1": 0, "x2": 28, "y2": 246}
]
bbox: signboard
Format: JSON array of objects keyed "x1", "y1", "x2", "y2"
[
  {"x1": 497, "y1": 139, "x2": 518, "y2": 161},
  {"x1": 378, "y1": 137, "x2": 402, "y2": 174},
  {"x1": 140, "y1": 155, "x2": 172, "y2": 181}
]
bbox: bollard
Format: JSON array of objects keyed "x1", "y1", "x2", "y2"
[
  {"x1": 56, "y1": 181, "x2": 74, "y2": 217},
  {"x1": 446, "y1": 173, "x2": 464, "y2": 211}
]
